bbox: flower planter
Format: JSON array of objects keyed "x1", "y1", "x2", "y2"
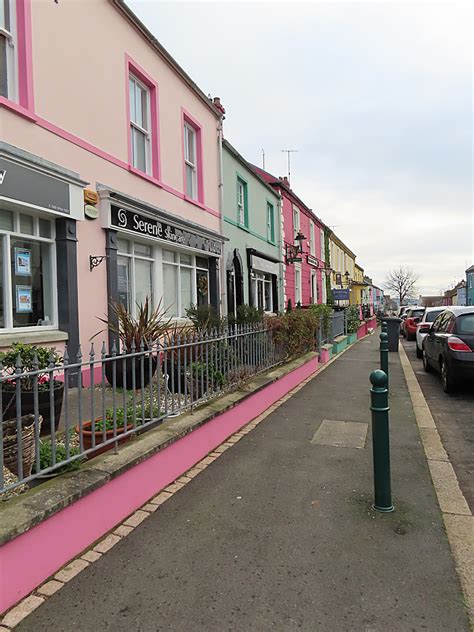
[
  {"x1": 77, "y1": 419, "x2": 135, "y2": 458},
  {"x1": 347, "y1": 333, "x2": 357, "y2": 345},
  {"x1": 104, "y1": 355, "x2": 157, "y2": 390},
  {"x1": 1, "y1": 381, "x2": 64, "y2": 437},
  {"x1": 2, "y1": 414, "x2": 42, "y2": 477}
]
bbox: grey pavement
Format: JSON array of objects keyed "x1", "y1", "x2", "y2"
[
  {"x1": 17, "y1": 333, "x2": 470, "y2": 631},
  {"x1": 402, "y1": 338, "x2": 474, "y2": 512}
]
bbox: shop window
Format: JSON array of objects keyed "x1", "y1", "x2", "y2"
[
  {"x1": 252, "y1": 271, "x2": 273, "y2": 313},
  {"x1": 0, "y1": 209, "x2": 55, "y2": 330},
  {"x1": 266, "y1": 202, "x2": 275, "y2": 243},
  {"x1": 117, "y1": 239, "x2": 153, "y2": 317},
  {"x1": 162, "y1": 249, "x2": 209, "y2": 318}
]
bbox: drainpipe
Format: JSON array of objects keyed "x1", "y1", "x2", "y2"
[{"x1": 217, "y1": 113, "x2": 226, "y2": 317}]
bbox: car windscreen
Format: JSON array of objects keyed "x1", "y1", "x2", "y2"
[
  {"x1": 426, "y1": 310, "x2": 443, "y2": 323},
  {"x1": 456, "y1": 314, "x2": 474, "y2": 335}
]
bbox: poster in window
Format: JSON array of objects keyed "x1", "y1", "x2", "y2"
[
  {"x1": 14, "y1": 248, "x2": 31, "y2": 276},
  {"x1": 16, "y1": 286, "x2": 33, "y2": 313}
]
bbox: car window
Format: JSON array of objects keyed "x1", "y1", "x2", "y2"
[
  {"x1": 446, "y1": 316, "x2": 456, "y2": 334},
  {"x1": 411, "y1": 309, "x2": 424, "y2": 319},
  {"x1": 456, "y1": 314, "x2": 474, "y2": 335},
  {"x1": 432, "y1": 312, "x2": 448, "y2": 332},
  {"x1": 425, "y1": 310, "x2": 443, "y2": 323}
]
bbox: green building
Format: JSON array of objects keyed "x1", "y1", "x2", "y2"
[{"x1": 222, "y1": 140, "x2": 283, "y2": 317}]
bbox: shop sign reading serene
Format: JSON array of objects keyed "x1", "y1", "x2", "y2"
[
  {"x1": 307, "y1": 254, "x2": 319, "y2": 267},
  {"x1": 0, "y1": 158, "x2": 70, "y2": 214},
  {"x1": 111, "y1": 205, "x2": 222, "y2": 255}
]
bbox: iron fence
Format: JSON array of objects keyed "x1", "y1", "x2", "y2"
[{"x1": 1, "y1": 324, "x2": 289, "y2": 493}]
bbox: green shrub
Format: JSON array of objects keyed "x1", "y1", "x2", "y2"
[
  {"x1": 185, "y1": 304, "x2": 227, "y2": 333},
  {"x1": 268, "y1": 309, "x2": 319, "y2": 358},
  {"x1": 0, "y1": 342, "x2": 62, "y2": 390},
  {"x1": 345, "y1": 305, "x2": 361, "y2": 334},
  {"x1": 228, "y1": 304, "x2": 264, "y2": 326},
  {"x1": 309, "y1": 304, "x2": 332, "y2": 337}
]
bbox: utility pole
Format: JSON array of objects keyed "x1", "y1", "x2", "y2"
[
  {"x1": 262, "y1": 148, "x2": 265, "y2": 170},
  {"x1": 281, "y1": 149, "x2": 298, "y2": 184}
]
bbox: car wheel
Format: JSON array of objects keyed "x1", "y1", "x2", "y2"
[
  {"x1": 422, "y1": 347, "x2": 432, "y2": 372},
  {"x1": 440, "y1": 359, "x2": 456, "y2": 394},
  {"x1": 416, "y1": 344, "x2": 422, "y2": 359},
  {"x1": 406, "y1": 331, "x2": 414, "y2": 341}
]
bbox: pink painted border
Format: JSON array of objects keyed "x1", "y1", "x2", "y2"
[
  {"x1": 0, "y1": 356, "x2": 317, "y2": 613},
  {"x1": 181, "y1": 107, "x2": 205, "y2": 205},
  {"x1": 124, "y1": 53, "x2": 161, "y2": 182},
  {"x1": 16, "y1": 0, "x2": 34, "y2": 111},
  {"x1": 0, "y1": 105, "x2": 222, "y2": 219}
]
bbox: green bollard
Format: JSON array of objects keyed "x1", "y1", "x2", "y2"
[
  {"x1": 380, "y1": 331, "x2": 389, "y2": 390},
  {"x1": 370, "y1": 369, "x2": 394, "y2": 512}
]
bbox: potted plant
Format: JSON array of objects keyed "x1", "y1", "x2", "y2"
[
  {"x1": 0, "y1": 342, "x2": 64, "y2": 437},
  {"x1": 94, "y1": 297, "x2": 172, "y2": 390},
  {"x1": 2, "y1": 414, "x2": 41, "y2": 478},
  {"x1": 36, "y1": 433, "x2": 82, "y2": 478},
  {"x1": 79, "y1": 406, "x2": 135, "y2": 457}
]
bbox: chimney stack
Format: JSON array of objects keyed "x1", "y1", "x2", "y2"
[{"x1": 213, "y1": 97, "x2": 226, "y2": 115}]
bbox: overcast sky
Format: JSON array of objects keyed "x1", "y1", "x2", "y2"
[{"x1": 129, "y1": 0, "x2": 472, "y2": 295}]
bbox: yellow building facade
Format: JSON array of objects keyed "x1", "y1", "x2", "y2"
[{"x1": 328, "y1": 231, "x2": 356, "y2": 306}]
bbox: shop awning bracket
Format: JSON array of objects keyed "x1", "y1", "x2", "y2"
[{"x1": 89, "y1": 255, "x2": 108, "y2": 272}]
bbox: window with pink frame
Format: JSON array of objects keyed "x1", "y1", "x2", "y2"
[
  {"x1": 0, "y1": 0, "x2": 33, "y2": 110},
  {"x1": 182, "y1": 112, "x2": 203, "y2": 204}
]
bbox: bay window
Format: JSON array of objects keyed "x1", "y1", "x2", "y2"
[
  {"x1": 0, "y1": 209, "x2": 55, "y2": 330},
  {"x1": 117, "y1": 239, "x2": 153, "y2": 316},
  {"x1": 162, "y1": 249, "x2": 209, "y2": 318}
]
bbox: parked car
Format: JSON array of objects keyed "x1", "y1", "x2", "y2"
[
  {"x1": 415, "y1": 307, "x2": 445, "y2": 357},
  {"x1": 402, "y1": 306, "x2": 425, "y2": 340},
  {"x1": 422, "y1": 307, "x2": 474, "y2": 393}
]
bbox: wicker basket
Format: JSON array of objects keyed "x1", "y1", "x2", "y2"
[{"x1": 2, "y1": 414, "x2": 42, "y2": 478}]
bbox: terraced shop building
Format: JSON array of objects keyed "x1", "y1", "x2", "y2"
[
  {"x1": 222, "y1": 140, "x2": 283, "y2": 316},
  {"x1": 0, "y1": 0, "x2": 225, "y2": 374}
]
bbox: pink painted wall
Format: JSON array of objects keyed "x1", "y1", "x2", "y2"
[
  {"x1": 281, "y1": 195, "x2": 324, "y2": 308},
  {"x1": 0, "y1": 355, "x2": 318, "y2": 613},
  {"x1": 0, "y1": 0, "x2": 222, "y2": 347}
]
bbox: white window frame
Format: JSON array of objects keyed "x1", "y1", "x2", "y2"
[
  {"x1": 129, "y1": 74, "x2": 152, "y2": 175},
  {"x1": 320, "y1": 229, "x2": 325, "y2": 262},
  {"x1": 321, "y1": 271, "x2": 327, "y2": 304},
  {"x1": 266, "y1": 202, "x2": 274, "y2": 242},
  {"x1": 309, "y1": 221, "x2": 315, "y2": 256},
  {"x1": 293, "y1": 206, "x2": 300, "y2": 240},
  {"x1": 237, "y1": 179, "x2": 246, "y2": 226},
  {"x1": 0, "y1": 0, "x2": 18, "y2": 102},
  {"x1": 184, "y1": 123, "x2": 198, "y2": 200},
  {"x1": 117, "y1": 238, "x2": 154, "y2": 318},
  {"x1": 252, "y1": 271, "x2": 273, "y2": 313},
  {"x1": 162, "y1": 248, "x2": 209, "y2": 318},
  {"x1": 0, "y1": 209, "x2": 57, "y2": 332},
  {"x1": 311, "y1": 269, "x2": 317, "y2": 304},
  {"x1": 294, "y1": 265, "x2": 302, "y2": 304}
]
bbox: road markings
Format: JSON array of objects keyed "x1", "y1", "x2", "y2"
[{"x1": 399, "y1": 343, "x2": 473, "y2": 627}]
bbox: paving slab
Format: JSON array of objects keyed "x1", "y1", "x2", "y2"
[{"x1": 15, "y1": 334, "x2": 470, "y2": 631}]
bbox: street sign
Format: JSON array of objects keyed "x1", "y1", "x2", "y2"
[{"x1": 332, "y1": 288, "x2": 350, "y2": 300}]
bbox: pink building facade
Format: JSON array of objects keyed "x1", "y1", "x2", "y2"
[
  {"x1": 251, "y1": 170, "x2": 326, "y2": 309},
  {"x1": 0, "y1": 0, "x2": 225, "y2": 369}
]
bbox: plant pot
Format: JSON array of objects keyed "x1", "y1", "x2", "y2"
[
  {"x1": 1, "y1": 382, "x2": 64, "y2": 437},
  {"x1": 104, "y1": 354, "x2": 157, "y2": 390},
  {"x1": 3, "y1": 414, "x2": 42, "y2": 478},
  {"x1": 78, "y1": 419, "x2": 134, "y2": 457}
]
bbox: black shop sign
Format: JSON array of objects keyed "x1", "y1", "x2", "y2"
[{"x1": 111, "y1": 206, "x2": 222, "y2": 255}]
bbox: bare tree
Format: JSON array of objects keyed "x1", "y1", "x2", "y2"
[{"x1": 384, "y1": 267, "x2": 419, "y2": 306}]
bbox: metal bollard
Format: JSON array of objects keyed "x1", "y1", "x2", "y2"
[
  {"x1": 380, "y1": 330, "x2": 389, "y2": 390},
  {"x1": 370, "y1": 369, "x2": 394, "y2": 512}
]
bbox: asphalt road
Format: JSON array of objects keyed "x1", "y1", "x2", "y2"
[
  {"x1": 16, "y1": 334, "x2": 469, "y2": 631},
  {"x1": 402, "y1": 338, "x2": 474, "y2": 513}
]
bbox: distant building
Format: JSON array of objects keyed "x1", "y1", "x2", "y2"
[
  {"x1": 420, "y1": 296, "x2": 444, "y2": 307},
  {"x1": 466, "y1": 266, "x2": 474, "y2": 306}
]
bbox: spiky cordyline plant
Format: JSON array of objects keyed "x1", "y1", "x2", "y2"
[{"x1": 93, "y1": 297, "x2": 172, "y2": 352}]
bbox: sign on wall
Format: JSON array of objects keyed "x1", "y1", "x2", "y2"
[
  {"x1": 332, "y1": 288, "x2": 350, "y2": 301},
  {"x1": 111, "y1": 205, "x2": 222, "y2": 255},
  {"x1": 0, "y1": 158, "x2": 70, "y2": 214}
]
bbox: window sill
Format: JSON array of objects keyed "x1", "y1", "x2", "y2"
[
  {"x1": 0, "y1": 329, "x2": 69, "y2": 348},
  {"x1": 238, "y1": 224, "x2": 250, "y2": 233},
  {"x1": 0, "y1": 97, "x2": 37, "y2": 122},
  {"x1": 183, "y1": 195, "x2": 206, "y2": 210},
  {"x1": 128, "y1": 165, "x2": 163, "y2": 187}
]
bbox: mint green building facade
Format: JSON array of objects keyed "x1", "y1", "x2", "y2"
[{"x1": 222, "y1": 140, "x2": 283, "y2": 316}]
